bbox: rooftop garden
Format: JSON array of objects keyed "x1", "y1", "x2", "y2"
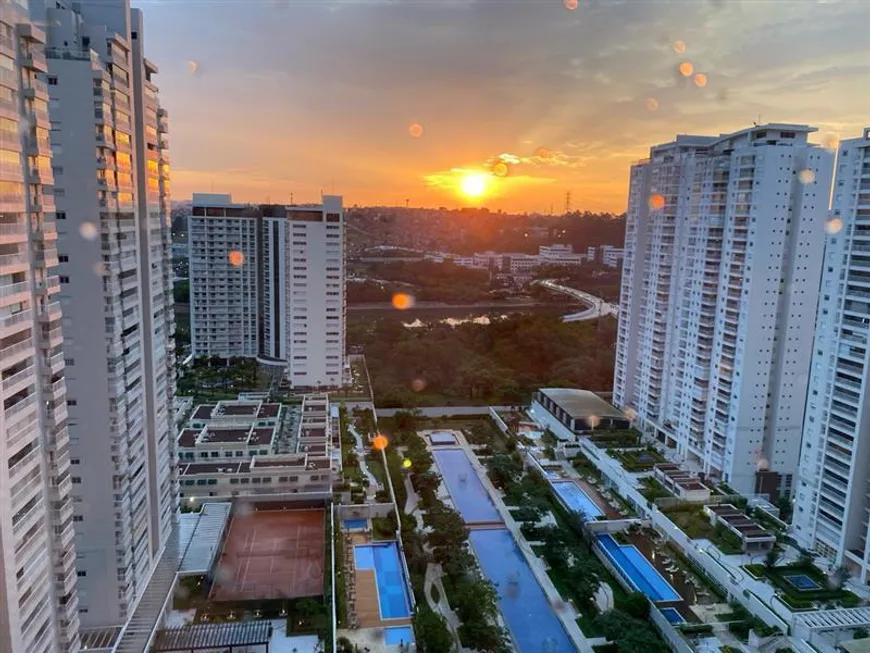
[
  {"x1": 609, "y1": 447, "x2": 667, "y2": 472},
  {"x1": 661, "y1": 504, "x2": 743, "y2": 555},
  {"x1": 743, "y1": 560, "x2": 862, "y2": 611},
  {"x1": 589, "y1": 428, "x2": 642, "y2": 449},
  {"x1": 638, "y1": 477, "x2": 673, "y2": 502}
]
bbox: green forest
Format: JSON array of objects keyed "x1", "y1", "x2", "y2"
[
  {"x1": 347, "y1": 260, "x2": 497, "y2": 304},
  {"x1": 349, "y1": 312, "x2": 616, "y2": 407}
]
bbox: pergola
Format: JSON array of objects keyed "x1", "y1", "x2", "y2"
[{"x1": 151, "y1": 620, "x2": 273, "y2": 653}]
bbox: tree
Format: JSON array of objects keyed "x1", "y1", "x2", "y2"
[
  {"x1": 487, "y1": 454, "x2": 522, "y2": 490},
  {"x1": 854, "y1": 627, "x2": 869, "y2": 640},
  {"x1": 435, "y1": 546, "x2": 476, "y2": 580},
  {"x1": 451, "y1": 578, "x2": 501, "y2": 624},
  {"x1": 832, "y1": 564, "x2": 851, "y2": 589},
  {"x1": 414, "y1": 604, "x2": 455, "y2": 652},
  {"x1": 593, "y1": 610, "x2": 669, "y2": 652},
  {"x1": 764, "y1": 549, "x2": 781, "y2": 569},
  {"x1": 424, "y1": 505, "x2": 469, "y2": 550},
  {"x1": 617, "y1": 592, "x2": 650, "y2": 620},
  {"x1": 457, "y1": 619, "x2": 511, "y2": 653}
]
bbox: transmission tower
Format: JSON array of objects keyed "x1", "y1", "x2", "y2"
[{"x1": 565, "y1": 191, "x2": 572, "y2": 215}]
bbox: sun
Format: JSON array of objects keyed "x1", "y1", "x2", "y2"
[{"x1": 459, "y1": 173, "x2": 488, "y2": 198}]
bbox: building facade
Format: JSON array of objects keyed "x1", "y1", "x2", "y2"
[
  {"x1": 0, "y1": 4, "x2": 80, "y2": 652},
  {"x1": 793, "y1": 128, "x2": 870, "y2": 580},
  {"x1": 614, "y1": 124, "x2": 834, "y2": 496},
  {"x1": 188, "y1": 195, "x2": 346, "y2": 388},
  {"x1": 40, "y1": 0, "x2": 176, "y2": 628}
]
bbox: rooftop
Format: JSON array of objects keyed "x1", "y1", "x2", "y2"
[
  {"x1": 538, "y1": 388, "x2": 624, "y2": 420},
  {"x1": 216, "y1": 401, "x2": 259, "y2": 417},
  {"x1": 200, "y1": 428, "x2": 250, "y2": 444},
  {"x1": 152, "y1": 620, "x2": 273, "y2": 652},
  {"x1": 178, "y1": 428, "x2": 200, "y2": 447},
  {"x1": 192, "y1": 404, "x2": 215, "y2": 420},
  {"x1": 248, "y1": 428, "x2": 276, "y2": 446},
  {"x1": 257, "y1": 403, "x2": 281, "y2": 418}
]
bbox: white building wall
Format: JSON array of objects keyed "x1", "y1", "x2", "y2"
[
  {"x1": 0, "y1": 5, "x2": 80, "y2": 653},
  {"x1": 794, "y1": 128, "x2": 870, "y2": 580},
  {"x1": 615, "y1": 124, "x2": 833, "y2": 497},
  {"x1": 44, "y1": 0, "x2": 175, "y2": 629}
]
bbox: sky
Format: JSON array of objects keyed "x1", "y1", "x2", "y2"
[{"x1": 138, "y1": 0, "x2": 870, "y2": 213}]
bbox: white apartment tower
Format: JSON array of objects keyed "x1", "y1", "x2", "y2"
[
  {"x1": 38, "y1": 0, "x2": 176, "y2": 628},
  {"x1": 0, "y1": 4, "x2": 80, "y2": 653},
  {"x1": 188, "y1": 194, "x2": 346, "y2": 388},
  {"x1": 615, "y1": 124, "x2": 834, "y2": 496},
  {"x1": 793, "y1": 128, "x2": 870, "y2": 580}
]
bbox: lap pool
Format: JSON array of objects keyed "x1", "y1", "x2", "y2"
[
  {"x1": 470, "y1": 529, "x2": 574, "y2": 652},
  {"x1": 550, "y1": 480, "x2": 604, "y2": 520},
  {"x1": 597, "y1": 534, "x2": 681, "y2": 603},
  {"x1": 433, "y1": 448, "x2": 501, "y2": 523},
  {"x1": 354, "y1": 543, "x2": 411, "y2": 619},
  {"x1": 384, "y1": 625, "x2": 414, "y2": 646}
]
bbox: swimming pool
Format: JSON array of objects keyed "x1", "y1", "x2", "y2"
[
  {"x1": 597, "y1": 534, "x2": 681, "y2": 602},
  {"x1": 384, "y1": 625, "x2": 414, "y2": 645},
  {"x1": 354, "y1": 543, "x2": 411, "y2": 619},
  {"x1": 550, "y1": 480, "x2": 604, "y2": 520},
  {"x1": 659, "y1": 607, "x2": 685, "y2": 624},
  {"x1": 469, "y1": 529, "x2": 574, "y2": 652},
  {"x1": 343, "y1": 518, "x2": 367, "y2": 530},
  {"x1": 430, "y1": 431, "x2": 457, "y2": 445},
  {"x1": 433, "y1": 448, "x2": 501, "y2": 523}
]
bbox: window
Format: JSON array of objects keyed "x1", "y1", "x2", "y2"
[
  {"x1": 73, "y1": 516, "x2": 83, "y2": 522},
  {"x1": 48, "y1": 76, "x2": 58, "y2": 86},
  {"x1": 59, "y1": 255, "x2": 69, "y2": 263},
  {"x1": 71, "y1": 477, "x2": 81, "y2": 484},
  {"x1": 59, "y1": 276, "x2": 70, "y2": 283},
  {"x1": 56, "y1": 211, "x2": 66, "y2": 220},
  {"x1": 67, "y1": 399, "x2": 77, "y2": 406}
]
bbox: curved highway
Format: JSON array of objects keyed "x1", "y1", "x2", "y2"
[{"x1": 536, "y1": 279, "x2": 619, "y2": 322}]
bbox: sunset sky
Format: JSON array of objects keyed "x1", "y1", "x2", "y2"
[{"x1": 140, "y1": 0, "x2": 869, "y2": 213}]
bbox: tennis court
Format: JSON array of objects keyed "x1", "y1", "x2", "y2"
[{"x1": 210, "y1": 509, "x2": 325, "y2": 601}]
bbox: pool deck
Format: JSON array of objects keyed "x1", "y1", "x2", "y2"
[{"x1": 443, "y1": 432, "x2": 593, "y2": 651}]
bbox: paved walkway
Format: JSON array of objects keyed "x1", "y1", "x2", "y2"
[
  {"x1": 424, "y1": 563, "x2": 462, "y2": 646},
  {"x1": 348, "y1": 423, "x2": 380, "y2": 498},
  {"x1": 403, "y1": 476, "x2": 420, "y2": 516},
  {"x1": 453, "y1": 432, "x2": 596, "y2": 652}
]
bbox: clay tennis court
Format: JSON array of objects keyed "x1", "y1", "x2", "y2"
[{"x1": 210, "y1": 509, "x2": 325, "y2": 601}]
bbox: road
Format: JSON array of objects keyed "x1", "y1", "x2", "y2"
[{"x1": 536, "y1": 279, "x2": 619, "y2": 322}]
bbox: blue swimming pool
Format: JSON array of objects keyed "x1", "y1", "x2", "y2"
[
  {"x1": 660, "y1": 607, "x2": 685, "y2": 624},
  {"x1": 384, "y1": 625, "x2": 414, "y2": 645},
  {"x1": 433, "y1": 448, "x2": 501, "y2": 523},
  {"x1": 354, "y1": 543, "x2": 411, "y2": 619},
  {"x1": 597, "y1": 534, "x2": 681, "y2": 602},
  {"x1": 343, "y1": 518, "x2": 367, "y2": 530},
  {"x1": 469, "y1": 529, "x2": 574, "y2": 652},
  {"x1": 550, "y1": 481, "x2": 604, "y2": 520}
]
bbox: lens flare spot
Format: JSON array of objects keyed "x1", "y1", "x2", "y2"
[
  {"x1": 644, "y1": 97, "x2": 659, "y2": 112},
  {"x1": 649, "y1": 194, "x2": 665, "y2": 210},
  {"x1": 822, "y1": 133, "x2": 840, "y2": 151},
  {"x1": 693, "y1": 72, "x2": 708, "y2": 87},
  {"x1": 402, "y1": 458, "x2": 412, "y2": 469},
  {"x1": 410, "y1": 378, "x2": 426, "y2": 392},
  {"x1": 623, "y1": 407, "x2": 638, "y2": 421},
  {"x1": 672, "y1": 40, "x2": 687, "y2": 54},
  {"x1": 186, "y1": 60, "x2": 200, "y2": 76},
  {"x1": 372, "y1": 435, "x2": 389, "y2": 451},
  {"x1": 408, "y1": 123, "x2": 424, "y2": 138},
  {"x1": 586, "y1": 415, "x2": 601, "y2": 429},
  {"x1": 535, "y1": 146, "x2": 552, "y2": 159},
  {"x1": 228, "y1": 250, "x2": 245, "y2": 267},
  {"x1": 79, "y1": 222, "x2": 98, "y2": 240},
  {"x1": 825, "y1": 217, "x2": 843, "y2": 235},
  {"x1": 392, "y1": 292, "x2": 415, "y2": 310},
  {"x1": 678, "y1": 61, "x2": 694, "y2": 77},
  {"x1": 563, "y1": 0, "x2": 579, "y2": 9},
  {"x1": 492, "y1": 161, "x2": 509, "y2": 178},
  {"x1": 92, "y1": 261, "x2": 108, "y2": 277},
  {"x1": 798, "y1": 169, "x2": 816, "y2": 185}
]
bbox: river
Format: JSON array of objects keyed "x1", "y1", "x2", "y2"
[{"x1": 347, "y1": 302, "x2": 574, "y2": 327}]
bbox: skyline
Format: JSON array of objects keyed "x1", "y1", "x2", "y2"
[{"x1": 138, "y1": 0, "x2": 870, "y2": 213}]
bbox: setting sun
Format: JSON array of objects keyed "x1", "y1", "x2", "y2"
[{"x1": 459, "y1": 173, "x2": 488, "y2": 198}]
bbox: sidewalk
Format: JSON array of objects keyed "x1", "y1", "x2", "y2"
[{"x1": 349, "y1": 423, "x2": 380, "y2": 499}]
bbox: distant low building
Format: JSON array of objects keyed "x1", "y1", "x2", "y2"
[{"x1": 539, "y1": 244, "x2": 584, "y2": 267}]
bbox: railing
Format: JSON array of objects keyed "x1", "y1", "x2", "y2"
[{"x1": 3, "y1": 365, "x2": 34, "y2": 392}]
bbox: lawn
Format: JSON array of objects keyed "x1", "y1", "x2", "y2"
[
  {"x1": 662, "y1": 506, "x2": 743, "y2": 555},
  {"x1": 611, "y1": 448, "x2": 667, "y2": 472},
  {"x1": 742, "y1": 563, "x2": 863, "y2": 610},
  {"x1": 638, "y1": 477, "x2": 673, "y2": 502}
]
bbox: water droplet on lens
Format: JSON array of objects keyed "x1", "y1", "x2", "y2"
[
  {"x1": 391, "y1": 292, "x2": 415, "y2": 310},
  {"x1": 79, "y1": 222, "x2": 98, "y2": 240},
  {"x1": 693, "y1": 73, "x2": 708, "y2": 87},
  {"x1": 228, "y1": 250, "x2": 245, "y2": 267},
  {"x1": 408, "y1": 123, "x2": 424, "y2": 138},
  {"x1": 825, "y1": 217, "x2": 843, "y2": 235},
  {"x1": 678, "y1": 62, "x2": 694, "y2": 77},
  {"x1": 645, "y1": 98, "x2": 659, "y2": 112},
  {"x1": 186, "y1": 60, "x2": 200, "y2": 76},
  {"x1": 672, "y1": 40, "x2": 687, "y2": 54},
  {"x1": 798, "y1": 169, "x2": 816, "y2": 185}
]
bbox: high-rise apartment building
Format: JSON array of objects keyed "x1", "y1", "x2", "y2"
[
  {"x1": 38, "y1": 0, "x2": 176, "y2": 628},
  {"x1": 0, "y1": 5, "x2": 79, "y2": 653},
  {"x1": 793, "y1": 128, "x2": 870, "y2": 580},
  {"x1": 188, "y1": 193, "x2": 346, "y2": 389},
  {"x1": 615, "y1": 124, "x2": 834, "y2": 496}
]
